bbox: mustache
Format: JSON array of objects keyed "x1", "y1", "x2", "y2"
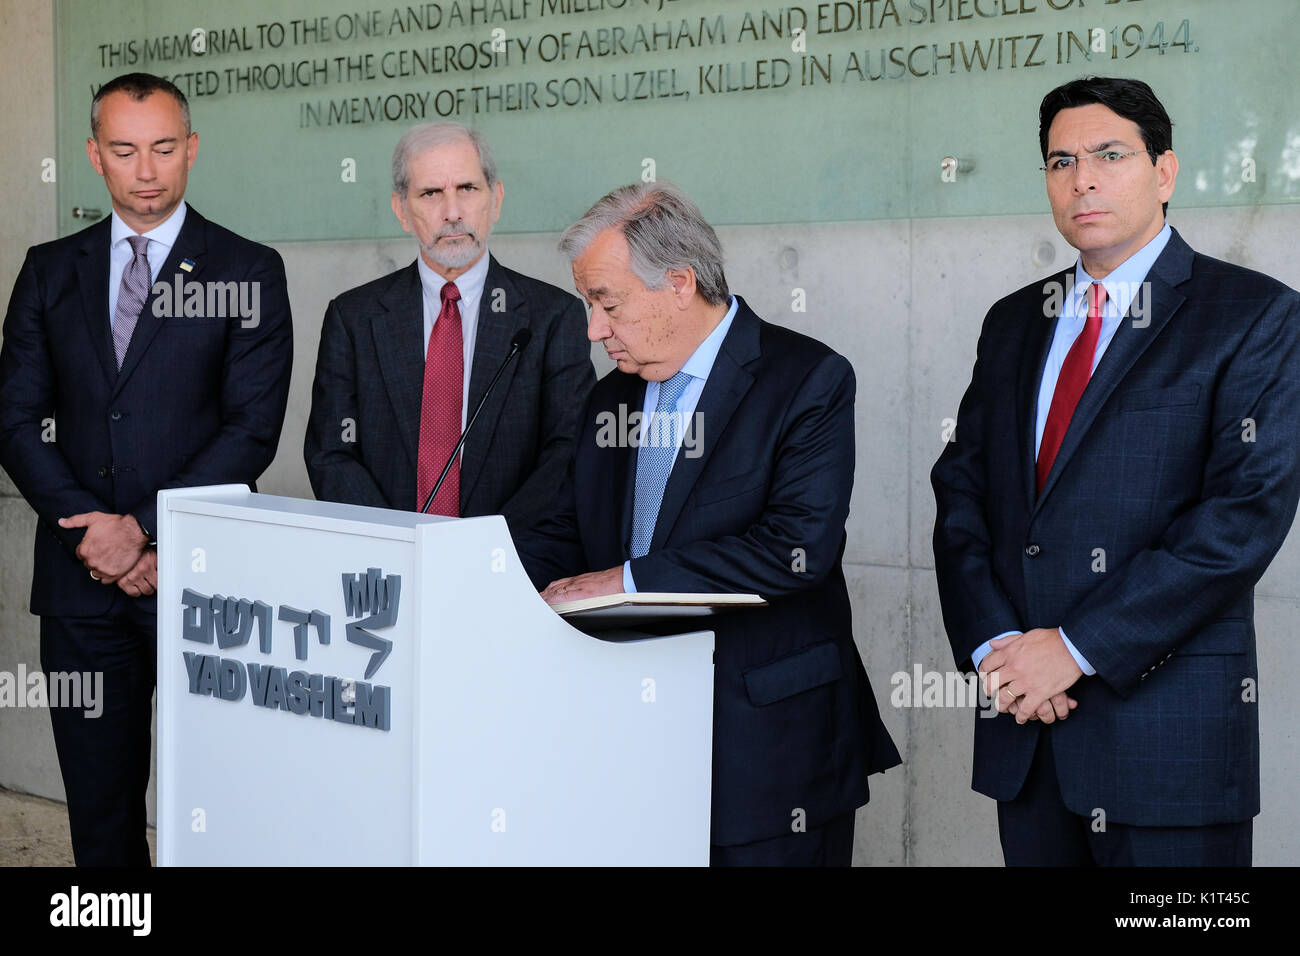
[{"x1": 436, "y1": 222, "x2": 478, "y2": 241}]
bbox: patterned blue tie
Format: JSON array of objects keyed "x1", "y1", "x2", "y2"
[{"x1": 630, "y1": 370, "x2": 693, "y2": 558}]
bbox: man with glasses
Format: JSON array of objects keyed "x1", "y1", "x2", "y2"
[{"x1": 932, "y1": 76, "x2": 1300, "y2": 865}]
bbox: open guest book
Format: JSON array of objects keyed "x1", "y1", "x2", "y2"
[{"x1": 550, "y1": 592, "x2": 767, "y2": 629}]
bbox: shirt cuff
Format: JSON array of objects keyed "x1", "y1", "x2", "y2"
[
  {"x1": 622, "y1": 561, "x2": 636, "y2": 594},
  {"x1": 1058, "y1": 628, "x2": 1096, "y2": 676},
  {"x1": 972, "y1": 630, "x2": 1021, "y2": 671}
]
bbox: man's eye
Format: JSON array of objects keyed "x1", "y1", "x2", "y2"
[
  {"x1": 1051, "y1": 158, "x2": 1074, "y2": 171},
  {"x1": 1099, "y1": 151, "x2": 1123, "y2": 162},
  {"x1": 115, "y1": 153, "x2": 133, "y2": 159},
  {"x1": 157, "y1": 149, "x2": 174, "y2": 155}
]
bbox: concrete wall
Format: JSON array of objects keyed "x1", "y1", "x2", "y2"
[
  {"x1": 3, "y1": 0, "x2": 1297, "y2": 865},
  {"x1": 0, "y1": 0, "x2": 63, "y2": 807}
]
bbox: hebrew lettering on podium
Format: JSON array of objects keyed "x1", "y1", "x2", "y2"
[
  {"x1": 277, "y1": 606, "x2": 332, "y2": 661},
  {"x1": 341, "y1": 568, "x2": 401, "y2": 680},
  {"x1": 182, "y1": 589, "x2": 273, "y2": 651}
]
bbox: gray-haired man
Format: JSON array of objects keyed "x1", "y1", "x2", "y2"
[
  {"x1": 514, "y1": 182, "x2": 901, "y2": 865},
  {"x1": 305, "y1": 122, "x2": 594, "y2": 530}
]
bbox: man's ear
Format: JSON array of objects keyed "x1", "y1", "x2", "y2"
[
  {"x1": 390, "y1": 192, "x2": 411, "y2": 234},
  {"x1": 490, "y1": 179, "x2": 504, "y2": 224},
  {"x1": 1156, "y1": 149, "x2": 1178, "y2": 205},
  {"x1": 185, "y1": 131, "x2": 199, "y2": 171},
  {"x1": 86, "y1": 137, "x2": 104, "y2": 177},
  {"x1": 667, "y1": 267, "x2": 696, "y2": 307}
]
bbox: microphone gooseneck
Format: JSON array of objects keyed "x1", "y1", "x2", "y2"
[{"x1": 419, "y1": 328, "x2": 532, "y2": 515}]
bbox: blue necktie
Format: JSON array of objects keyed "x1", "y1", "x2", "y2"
[{"x1": 630, "y1": 370, "x2": 692, "y2": 558}]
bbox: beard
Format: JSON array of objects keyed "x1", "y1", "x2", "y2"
[{"x1": 421, "y1": 222, "x2": 485, "y2": 272}]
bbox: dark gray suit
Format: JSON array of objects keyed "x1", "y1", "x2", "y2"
[{"x1": 305, "y1": 255, "x2": 595, "y2": 531}]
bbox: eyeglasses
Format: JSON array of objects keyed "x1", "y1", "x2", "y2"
[{"x1": 1040, "y1": 149, "x2": 1152, "y2": 176}]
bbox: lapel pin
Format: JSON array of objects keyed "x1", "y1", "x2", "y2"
[{"x1": 180, "y1": 258, "x2": 196, "y2": 273}]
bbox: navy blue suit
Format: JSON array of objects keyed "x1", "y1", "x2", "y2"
[
  {"x1": 932, "y1": 229, "x2": 1300, "y2": 859},
  {"x1": 516, "y1": 296, "x2": 900, "y2": 852},
  {"x1": 0, "y1": 207, "x2": 293, "y2": 864}
]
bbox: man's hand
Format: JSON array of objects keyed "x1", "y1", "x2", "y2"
[
  {"x1": 980, "y1": 628, "x2": 1083, "y2": 725},
  {"x1": 1011, "y1": 692, "x2": 1078, "y2": 723},
  {"x1": 59, "y1": 511, "x2": 146, "y2": 583},
  {"x1": 540, "y1": 566, "x2": 624, "y2": 604},
  {"x1": 117, "y1": 549, "x2": 158, "y2": 598}
]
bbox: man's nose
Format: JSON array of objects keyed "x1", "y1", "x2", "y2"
[
  {"x1": 443, "y1": 192, "x2": 461, "y2": 222},
  {"x1": 136, "y1": 151, "x2": 156, "y2": 181},
  {"x1": 1071, "y1": 158, "x2": 1099, "y2": 193},
  {"x1": 587, "y1": 309, "x2": 609, "y2": 343}
]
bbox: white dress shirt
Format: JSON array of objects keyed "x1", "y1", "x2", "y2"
[{"x1": 108, "y1": 201, "x2": 187, "y2": 326}]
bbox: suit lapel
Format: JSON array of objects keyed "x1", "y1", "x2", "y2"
[
  {"x1": 648, "y1": 298, "x2": 759, "y2": 553},
  {"x1": 613, "y1": 373, "x2": 648, "y2": 558},
  {"x1": 1019, "y1": 273, "x2": 1068, "y2": 512},
  {"x1": 371, "y1": 263, "x2": 426, "y2": 475},
  {"x1": 113, "y1": 207, "x2": 207, "y2": 397},
  {"x1": 459, "y1": 256, "x2": 524, "y2": 508},
  {"x1": 74, "y1": 220, "x2": 116, "y2": 386},
  {"x1": 1033, "y1": 230, "x2": 1194, "y2": 511}
]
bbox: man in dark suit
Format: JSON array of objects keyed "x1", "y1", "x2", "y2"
[
  {"x1": 304, "y1": 123, "x2": 594, "y2": 530},
  {"x1": 0, "y1": 73, "x2": 293, "y2": 865},
  {"x1": 932, "y1": 76, "x2": 1300, "y2": 866},
  {"x1": 514, "y1": 182, "x2": 900, "y2": 866}
]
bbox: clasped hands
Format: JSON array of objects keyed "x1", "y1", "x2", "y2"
[
  {"x1": 58, "y1": 511, "x2": 156, "y2": 597},
  {"x1": 537, "y1": 579, "x2": 1085, "y2": 728},
  {"x1": 979, "y1": 627, "x2": 1083, "y2": 725}
]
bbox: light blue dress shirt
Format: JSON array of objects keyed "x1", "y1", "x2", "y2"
[
  {"x1": 108, "y1": 201, "x2": 187, "y2": 327},
  {"x1": 622, "y1": 295, "x2": 738, "y2": 593},
  {"x1": 972, "y1": 223, "x2": 1172, "y2": 677}
]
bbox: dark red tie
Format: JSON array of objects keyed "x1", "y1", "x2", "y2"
[
  {"x1": 416, "y1": 281, "x2": 463, "y2": 514},
  {"x1": 1037, "y1": 282, "x2": 1106, "y2": 493}
]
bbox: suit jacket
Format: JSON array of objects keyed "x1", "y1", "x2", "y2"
[
  {"x1": 932, "y1": 227, "x2": 1300, "y2": 826},
  {"x1": 303, "y1": 255, "x2": 595, "y2": 533},
  {"x1": 0, "y1": 206, "x2": 294, "y2": 618},
  {"x1": 515, "y1": 296, "x2": 901, "y2": 846}
]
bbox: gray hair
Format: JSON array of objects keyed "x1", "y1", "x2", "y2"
[
  {"x1": 391, "y1": 122, "x2": 498, "y2": 196},
  {"x1": 559, "y1": 182, "x2": 729, "y2": 306}
]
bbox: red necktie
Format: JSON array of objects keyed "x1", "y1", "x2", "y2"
[
  {"x1": 1037, "y1": 282, "x2": 1106, "y2": 493},
  {"x1": 416, "y1": 281, "x2": 463, "y2": 515}
]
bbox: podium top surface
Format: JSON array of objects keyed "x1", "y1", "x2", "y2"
[{"x1": 160, "y1": 486, "x2": 474, "y2": 541}]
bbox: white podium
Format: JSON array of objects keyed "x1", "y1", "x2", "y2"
[{"x1": 156, "y1": 486, "x2": 714, "y2": 865}]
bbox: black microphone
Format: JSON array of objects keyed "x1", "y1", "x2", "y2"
[{"x1": 420, "y1": 328, "x2": 532, "y2": 515}]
